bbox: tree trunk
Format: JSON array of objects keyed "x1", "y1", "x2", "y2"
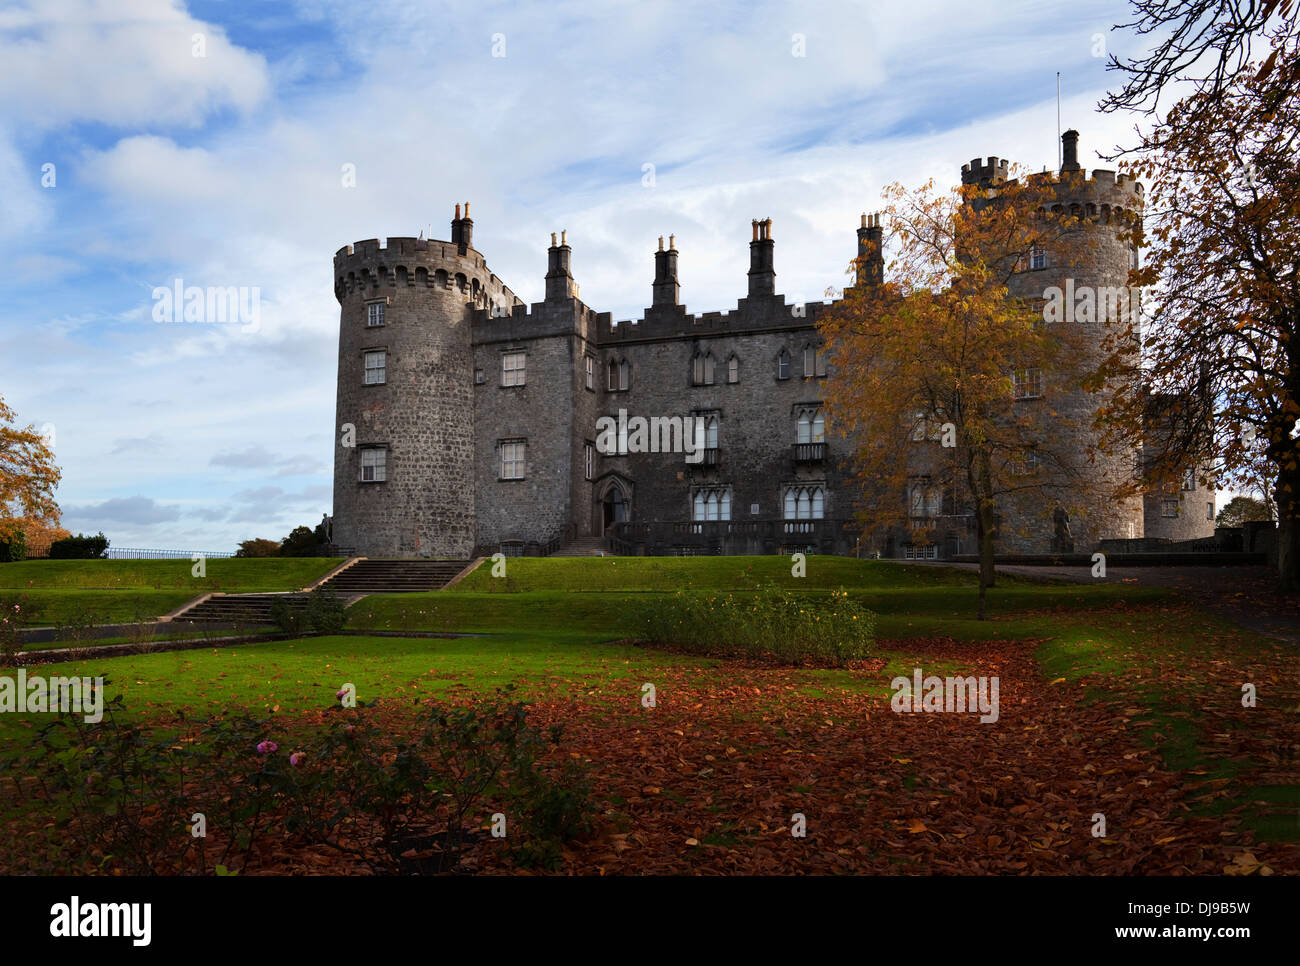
[
  {"x1": 972, "y1": 449, "x2": 997, "y2": 620},
  {"x1": 1275, "y1": 467, "x2": 1300, "y2": 593}
]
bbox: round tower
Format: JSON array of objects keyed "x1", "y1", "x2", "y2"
[
  {"x1": 977, "y1": 132, "x2": 1147, "y2": 550},
  {"x1": 332, "y1": 205, "x2": 520, "y2": 558}
]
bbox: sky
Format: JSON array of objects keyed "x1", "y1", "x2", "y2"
[{"x1": 0, "y1": 0, "x2": 1167, "y2": 551}]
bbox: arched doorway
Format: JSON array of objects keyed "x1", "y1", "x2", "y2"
[{"x1": 601, "y1": 482, "x2": 628, "y2": 535}]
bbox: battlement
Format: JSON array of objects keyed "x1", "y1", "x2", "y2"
[
  {"x1": 961, "y1": 156, "x2": 1010, "y2": 187},
  {"x1": 333, "y1": 235, "x2": 522, "y2": 309}
]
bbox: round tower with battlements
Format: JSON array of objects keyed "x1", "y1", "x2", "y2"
[
  {"x1": 332, "y1": 205, "x2": 523, "y2": 558},
  {"x1": 962, "y1": 131, "x2": 1147, "y2": 551}
]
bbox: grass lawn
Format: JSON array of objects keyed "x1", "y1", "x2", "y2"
[
  {"x1": 0, "y1": 557, "x2": 340, "y2": 625},
  {"x1": 1, "y1": 554, "x2": 1294, "y2": 874}
]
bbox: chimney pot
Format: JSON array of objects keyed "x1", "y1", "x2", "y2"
[
  {"x1": 669, "y1": 234, "x2": 675, "y2": 250},
  {"x1": 551, "y1": 232, "x2": 557, "y2": 247},
  {"x1": 454, "y1": 203, "x2": 461, "y2": 219}
]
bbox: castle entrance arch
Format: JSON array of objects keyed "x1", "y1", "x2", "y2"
[{"x1": 596, "y1": 478, "x2": 631, "y2": 536}]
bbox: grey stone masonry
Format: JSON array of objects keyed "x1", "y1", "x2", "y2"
[{"x1": 331, "y1": 136, "x2": 1214, "y2": 559}]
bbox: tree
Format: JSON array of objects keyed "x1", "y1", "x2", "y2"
[
  {"x1": 821, "y1": 174, "x2": 1094, "y2": 618},
  {"x1": 15, "y1": 517, "x2": 71, "y2": 558},
  {"x1": 0, "y1": 393, "x2": 61, "y2": 545},
  {"x1": 1100, "y1": 0, "x2": 1296, "y2": 119},
  {"x1": 235, "y1": 538, "x2": 280, "y2": 558},
  {"x1": 1092, "y1": 25, "x2": 1300, "y2": 588},
  {"x1": 1216, "y1": 495, "x2": 1274, "y2": 527},
  {"x1": 279, "y1": 525, "x2": 321, "y2": 557}
]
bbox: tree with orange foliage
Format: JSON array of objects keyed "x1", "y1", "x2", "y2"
[
  {"x1": 821, "y1": 174, "x2": 1094, "y2": 618},
  {"x1": 1095, "y1": 18, "x2": 1300, "y2": 588},
  {"x1": 0, "y1": 393, "x2": 62, "y2": 550}
]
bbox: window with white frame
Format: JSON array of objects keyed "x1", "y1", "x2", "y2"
[
  {"x1": 1013, "y1": 368, "x2": 1043, "y2": 399},
  {"x1": 502, "y1": 352, "x2": 526, "y2": 387},
  {"x1": 803, "y1": 346, "x2": 816, "y2": 378},
  {"x1": 692, "y1": 351, "x2": 715, "y2": 386},
  {"x1": 692, "y1": 486, "x2": 732, "y2": 522},
  {"x1": 1161, "y1": 499, "x2": 1179, "y2": 518},
  {"x1": 1014, "y1": 448, "x2": 1041, "y2": 475},
  {"x1": 797, "y1": 407, "x2": 825, "y2": 443},
  {"x1": 499, "y1": 439, "x2": 526, "y2": 479},
  {"x1": 363, "y1": 350, "x2": 386, "y2": 385},
  {"x1": 1182, "y1": 467, "x2": 1196, "y2": 491},
  {"x1": 584, "y1": 442, "x2": 594, "y2": 480},
  {"x1": 359, "y1": 447, "x2": 387, "y2": 482},
  {"x1": 783, "y1": 485, "x2": 825, "y2": 520},
  {"x1": 909, "y1": 481, "x2": 942, "y2": 518},
  {"x1": 1029, "y1": 248, "x2": 1046, "y2": 270},
  {"x1": 727, "y1": 354, "x2": 739, "y2": 384},
  {"x1": 585, "y1": 356, "x2": 595, "y2": 390},
  {"x1": 366, "y1": 301, "x2": 385, "y2": 327},
  {"x1": 618, "y1": 359, "x2": 630, "y2": 391},
  {"x1": 776, "y1": 350, "x2": 791, "y2": 381}
]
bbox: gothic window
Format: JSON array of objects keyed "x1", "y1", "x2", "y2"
[
  {"x1": 691, "y1": 351, "x2": 716, "y2": 386},
  {"x1": 585, "y1": 356, "x2": 595, "y2": 390},
  {"x1": 776, "y1": 350, "x2": 791, "y2": 381},
  {"x1": 584, "y1": 442, "x2": 594, "y2": 481},
  {"x1": 797, "y1": 407, "x2": 825, "y2": 443},
  {"x1": 783, "y1": 485, "x2": 825, "y2": 520},
  {"x1": 727, "y1": 354, "x2": 740, "y2": 384},
  {"x1": 618, "y1": 359, "x2": 631, "y2": 391},
  {"x1": 704, "y1": 415, "x2": 719, "y2": 449},
  {"x1": 692, "y1": 486, "x2": 732, "y2": 522}
]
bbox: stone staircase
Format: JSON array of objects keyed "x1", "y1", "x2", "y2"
[
  {"x1": 172, "y1": 558, "x2": 475, "y2": 625},
  {"x1": 549, "y1": 537, "x2": 612, "y2": 557},
  {"x1": 318, "y1": 558, "x2": 472, "y2": 593},
  {"x1": 173, "y1": 593, "x2": 312, "y2": 625}
]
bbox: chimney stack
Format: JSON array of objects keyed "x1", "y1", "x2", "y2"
[
  {"x1": 545, "y1": 230, "x2": 579, "y2": 301},
  {"x1": 459, "y1": 200, "x2": 473, "y2": 252},
  {"x1": 652, "y1": 233, "x2": 680, "y2": 308},
  {"x1": 748, "y1": 218, "x2": 775, "y2": 299},
  {"x1": 855, "y1": 213, "x2": 884, "y2": 287},
  {"x1": 1061, "y1": 130, "x2": 1081, "y2": 174}
]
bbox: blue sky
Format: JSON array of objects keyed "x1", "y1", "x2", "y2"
[{"x1": 0, "y1": 0, "x2": 1156, "y2": 550}]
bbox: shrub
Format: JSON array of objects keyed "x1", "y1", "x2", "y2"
[
  {"x1": 0, "y1": 594, "x2": 27, "y2": 662},
  {"x1": 4, "y1": 689, "x2": 595, "y2": 875},
  {"x1": 0, "y1": 528, "x2": 27, "y2": 562},
  {"x1": 268, "y1": 596, "x2": 310, "y2": 635},
  {"x1": 235, "y1": 538, "x2": 280, "y2": 558},
  {"x1": 306, "y1": 586, "x2": 348, "y2": 634},
  {"x1": 279, "y1": 525, "x2": 322, "y2": 557},
  {"x1": 53, "y1": 605, "x2": 104, "y2": 647},
  {"x1": 48, "y1": 532, "x2": 109, "y2": 559},
  {"x1": 632, "y1": 584, "x2": 875, "y2": 665}
]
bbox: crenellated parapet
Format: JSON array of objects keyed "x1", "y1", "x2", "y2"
[{"x1": 333, "y1": 232, "x2": 523, "y2": 314}]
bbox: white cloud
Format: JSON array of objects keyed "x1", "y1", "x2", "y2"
[{"x1": 0, "y1": 0, "x2": 270, "y2": 129}]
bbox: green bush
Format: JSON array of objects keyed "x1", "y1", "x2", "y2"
[
  {"x1": 306, "y1": 586, "x2": 348, "y2": 634},
  {"x1": 267, "y1": 596, "x2": 309, "y2": 635},
  {"x1": 0, "y1": 529, "x2": 27, "y2": 563},
  {"x1": 4, "y1": 688, "x2": 595, "y2": 875},
  {"x1": 632, "y1": 584, "x2": 875, "y2": 665},
  {"x1": 48, "y1": 532, "x2": 109, "y2": 559}
]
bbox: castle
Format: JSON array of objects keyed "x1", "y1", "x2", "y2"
[{"x1": 330, "y1": 132, "x2": 1217, "y2": 559}]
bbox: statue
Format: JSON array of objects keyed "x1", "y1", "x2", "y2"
[{"x1": 1051, "y1": 507, "x2": 1074, "y2": 553}]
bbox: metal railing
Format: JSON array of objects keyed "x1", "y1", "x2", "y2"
[{"x1": 104, "y1": 547, "x2": 236, "y2": 559}]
